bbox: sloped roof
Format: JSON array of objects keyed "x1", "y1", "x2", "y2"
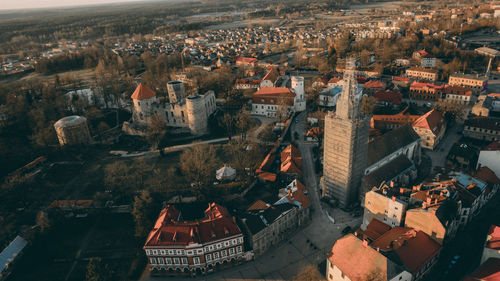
[
  {"x1": 363, "y1": 80, "x2": 386, "y2": 89},
  {"x1": 487, "y1": 225, "x2": 500, "y2": 250},
  {"x1": 363, "y1": 154, "x2": 414, "y2": 191},
  {"x1": 254, "y1": 87, "x2": 295, "y2": 97},
  {"x1": 373, "y1": 90, "x2": 402, "y2": 104},
  {"x1": 367, "y1": 124, "x2": 420, "y2": 167},
  {"x1": 262, "y1": 66, "x2": 280, "y2": 84},
  {"x1": 144, "y1": 203, "x2": 241, "y2": 248},
  {"x1": 463, "y1": 258, "x2": 500, "y2": 281},
  {"x1": 363, "y1": 218, "x2": 392, "y2": 241},
  {"x1": 247, "y1": 200, "x2": 271, "y2": 211},
  {"x1": 475, "y1": 166, "x2": 500, "y2": 185},
  {"x1": 483, "y1": 141, "x2": 500, "y2": 151},
  {"x1": 329, "y1": 234, "x2": 404, "y2": 281},
  {"x1": 412, "y1": 109, "x2": 445, "y2": 136},
  {"x1": 464, "y1": 117, "x2": 500, "y2": 131},
  {"x1": 131, "y1": 83, "x2": 156, "y2": 100}
]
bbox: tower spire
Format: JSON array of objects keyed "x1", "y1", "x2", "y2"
[{"x1": 336, "y1": 57, "x2": 362, "y2": 120}]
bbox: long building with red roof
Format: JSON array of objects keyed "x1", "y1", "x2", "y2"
[
  {"x1": 409, "y1": 81, "x2": 445, "y2": 101},
  {"x1": 143, "y1": 203, "x2": 244, "y2": 276},
  {"x1": 251, "y1": 87, "x2": 295, "y2": 117}
]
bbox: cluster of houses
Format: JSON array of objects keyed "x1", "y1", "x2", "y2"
[{"x1": 327, "y1": 163, "x2": 500, "y2": 281}]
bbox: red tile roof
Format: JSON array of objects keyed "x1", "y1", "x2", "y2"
[
  {"x1": 487, "y1": 225, "x2": 500, "y2": 250},
  {"x1": 280, "y1": 144, "x2": 302, "y2": 175},
  {"x1": 363, "y1": 218, "x2": 392, "y2": 241},
  {"x1": 463, "y1": 258, "x2": 500, "y2": 281},
  {"x1": 144, "y1": 203, "x2": 241, "y2": 248},
  {"x1": 235, "y1": 57, "x2": 257, "y2": 65},
  {"x1": 328, "y1": 77, "x2": 342, "y2": 84},
  {"x1": 257, "y1": 171, "x2": 277, "y2": 182},
  {"x1": 131, "y1": 83, "x2": 156, "y2": 100},
  {"x1": 475, "y1": 166, "x2": 500, "y2": 185},
  {"x1": 393, "y1": 76, "x2": 411, "y2": 82},
  {"x1": 443, "y1": 85, "x2": 473, "y2": 97},
  {"x1": 247, "y1": 200, "x2": 270, "y2": 211},
  {"x1": 412, "y1": 109, "x2": 445, "y2": 136},
  {"x1": 363, "y1": 80, "x2": 386, "y2": 89},
  {"x1": 483, "y1": 141, "x2": 500, "y2": 151},
  {"x1": 236, "y1": 78, "x2": 261, "y2": 85},
  {"x1": 373, "y1": 90, "x2": 402, "y2": 104},
  {"x1": 262, "y1": 66, "x2": 280, "y2": 84},
  {"x1": 410, "y1": 81, "x2": 444, "y2": 90},
  {"x1": 306, "y1": 127, "x2": 322, "y2": 138},
  {"x1": 252, "y1": 87, "x2": 295, "y2": 105},
  {"x1": 393, "y1": 230, "x2": 442, "y2": 274}
]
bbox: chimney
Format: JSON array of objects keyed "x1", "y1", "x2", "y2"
[
  {"x1": 390, "y1": 181, "x2": 395, "y2": 188},
  {"x1": 377, "y1": 247, "x2": 380, "y2": 252},
  {"x1": 232, "y1": 216, "x2": 236, "y2": 224},
  {"x1": 392, "y1": 196, "x2": 396, "y2": 202},
  {"x1": 363, "y1": 240, "x2": 368, "y2": 247},
  {"x1": 400, "y1": 188, "x2": 405, "y2": 194},
  {"x1": 426, "y1": 197, "x2": 432, "y2": 205}
]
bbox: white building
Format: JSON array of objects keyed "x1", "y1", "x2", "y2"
[{"x1": 251, "y1": 76, "x2": 306, "y2": 117}]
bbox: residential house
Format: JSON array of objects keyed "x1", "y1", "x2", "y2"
[
  {"x1": 409, "y1": 82, "x2": 444, "y2": 101},
  {"x1": 327, "y1": 224, "x2": 441, "y2": 281},
  {"x1": 251, "y1": 87, "x2": 295, "y2": 117},
  {"x1": 406, "y1": 67, "x2": 438, "y2": 82},
  {"x1": 280, "y1": 144, "x2": 302, "y2": 179},
  {"x1": 372, "y1": 90, "x2": 402, "y2": 107},
  {"x1": 319, "y1": 86, "x2": 342, "y2": 107},
  {"x1": 449, "y1": 73, "x2": 488, "y2": 94},
  {"x1": 412, "y1": 50, "x2": 436, "y2": 68},
  {"x1": 143, "y1": 203, "x2": 245, "y2": 276},
  {"x1": 412, "y1": 109, "x2": 446, "y2": 150},
  {"x1": 442, "y1": 85, "x2": 474, "y2": 105},
  {"x1": 362, "y1": 186, "x2": 408, "y2": 229},
  {"x1": 464, "y1": 117, "x2": 500, "y2": 142},
  {"x1": 259, "y1": 66, "x2": 280, "y2": 88},
  {"x1": 362, "y1": 80, "x2": 386, "y2": 95}
]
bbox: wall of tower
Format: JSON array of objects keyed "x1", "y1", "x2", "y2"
[
  {"x1": 291, "y1": 76, "x2": 306, "y2": 112},
  {"x1": 186, "y1": 95, "x2": 208, "y2": 135},
  {"x1": 321, "y1": 113, "x2": 370, "y2": 207},
  {"x1": 167, "y1": 81, "x2": 186, "y2": 103},
  {"x1": 132, "y1": 96, "x2": 158, "y2": 124},
  {"x1": 54, "y1": 118, "x2": 92, "y2": 146}
]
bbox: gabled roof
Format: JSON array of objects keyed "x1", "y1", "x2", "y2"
[
  {"x1": 373, "y1": 90, "x2": 402, "y2": 104},
  {"x1": 475, "y1": 166, "x2": 500, "y2": 185},
  {"x1": 262, "y1": 66, "x2": 280, "y2": 84},
  {"x1": 465, "y1": 117, "x2": 500, "y2": 131},
  {"x1": 247, "y1": 200, "x2": 271, "y2": 211},
  {"x1": 363, "y1": 218, "x2": 392, "y2": 241},
  {"x1": 363, "y1": 154, "x2": 414, "y2": 191},
  {"x1": 367, "y1": 124, "x2": 420, "y2": 167},
  {"x1": 254, "y1": 87, "x2": 295, "y2": 97},
  {"x1": 412, "y1": 109, "x2": 445, "y2": 136},
  {"x1": 131, "y1": 83, "x2": 156, "y2": 100}
]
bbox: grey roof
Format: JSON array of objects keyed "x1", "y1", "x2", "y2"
[
  {"x1": 367, "y1": 125, "x2": 420, "y2": 167},
  {"x1": 0, "y1": 236, "x2": 27, "y2": 273},
  {"x1": 242, "y1": 203, "x2": 295, "y2": 235},
  {"x1": 362, "y1": 154, "x2": 414, "y2": 192}
]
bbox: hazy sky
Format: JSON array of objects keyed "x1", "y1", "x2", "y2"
[{"x1": 1, "y1": 0, "x2": 147, "y2": 10}]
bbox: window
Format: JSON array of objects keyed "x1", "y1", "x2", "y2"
[
  {"x1": 221, "y1": 250, "x2": 227, "y2": 257},
  {"x1": 229, "y1": 248, "x2": 235, "y2": 255},
  {"x1": 193, "y1": 257, "x2": 200, "y2": 265},
  {"x1": 145, "y1": 249, "x2": 151, "y2": 255},
  {"x1": 176, "y1": 250, "x2": 182, "y2": 255},
  {"x1": 224, "y1": 241, "x2": 230, "y2": 247},
  {"x1": 173, "y1": 258, "x2": 180, "y2": 265},
  {"x1": 168, "y1": 250, "x2": 174, "y2": 255},
  {"x1": 158, "y1": 258, "x2": 165, "y2": 265},
  {"x1": 152, "y1": 250, "x2": 158, "y2": 255},
  {"x1": 205, "y1": 254, "x2": 212, "y2": 261},
  {"x1": 181, "y1": 257, "x2": 188, "y2": 265},
  {"x1": 187, "y1": 250, "x2": 193, "y2": 255},
  {"x1": 237, "y1": 246, "x2": 242, "y2": 253},
  {"x1": 150, "y1": 258, "x2": 157, "y2": 264},
  {"x1": 209, "y1": 245, "x2": 214, "y2": 251},
  {"x1": 213, "y1": 252, "x2": 219, "y2": 259}
]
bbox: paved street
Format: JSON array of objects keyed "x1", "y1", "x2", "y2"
[
  {"x1": 424, "y1": 121, "x2": 462, "y2": 169},
  {"x1": 140, "y1": 111, "x2": 361, "y2": 281}
]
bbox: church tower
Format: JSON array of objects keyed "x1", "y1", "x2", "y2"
[{"x1": 320, "y1": 58, "x2": 370, "y2": 208}]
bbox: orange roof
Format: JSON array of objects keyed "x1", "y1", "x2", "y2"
[
  {"x1": 131, "y1": 83, "x2": 156, "y2": 100},
  {"x1": 258, "y1": 172, "x2": 277, "y2": 182},
  {"x1": 281, "y1": 157, "x2": 303, "y2": 175},
  {"x1": 254, "y1": 87, "x2": 295, "y2": 97},
  {"x1": 258, "y1": 152, "x2": 276, "y2": 172},
  {"x1": 412, "y1": 109, "x2": 445, "y2": 136},
  {"x1": 235, "y1": 57, "x2": 257, "y2": 64},
  {"x1": 247, "y1": 200, "x2": 271, "y2": 211},
  {"x1": 487, "y1": 93, "x2": 500, "y2": 98},
  {"x1": 393, "y1": 76, "x2": 411, "y2": 82},
  {"x1": 328, "y1": 77, "x2": 342, "y2": 84},
  {"x1": 329, "y1": 234, "x2": 400, "y2": 281},
  {"x1": 442, "y1": 85, "x2": 472, "y2": 96},
  {"x1": 306, "y1": 127, "x2": 322, "y2": 137},
  {"x1": 483, "y1": 141, "x2": 500, "y2": 151},
  {"x1": 410, "y1": 81, "x2": 444, "y2": 90},
  {"x1": 285, "y1": 189, "x2": 310, "y2": 208},
  {"x1": 236, "y1": 78, "x2": 261, "y2": 85}
]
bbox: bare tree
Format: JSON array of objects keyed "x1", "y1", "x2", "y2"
[
  {"x1": 180, "y1": 144, "x2": 218, "y2": 192},
  {"x1": 147, "y1": 114, "x2": 167, "y2": 149}
]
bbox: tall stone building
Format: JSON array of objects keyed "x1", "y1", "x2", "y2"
[{"x1": 321, "y1": 58, "x2": 370, "y2": 208}]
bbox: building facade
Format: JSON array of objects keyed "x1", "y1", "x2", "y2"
[
  {"x1": 321, "y1": 59, "x2": 370, "y2": 208},
  {"x1": 449, "y1": 73, "x2": 488, "y2": 94},
  {"x1": 406, "y1": 67, "x2": 438, "y2": 82},
  {"x1": 464, "y1": 117, "x2": 500, "y2": 142},
  {"x1": 143, "y1": 203, "x2": 244, "y2": 277}
]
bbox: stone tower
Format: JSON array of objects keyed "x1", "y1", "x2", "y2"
[
  {"x1": 320, "y1": 58, "x2": 370, "y2": 208},
  {"x1": 167, "y1": 80, "x2": 186, "y2": 104},
  {"x1": 291, "y1": 76, "x2": 306, "y2": 112},
  {"x1": 186, "y1": 93, "x2": 208, "y2": 135}
]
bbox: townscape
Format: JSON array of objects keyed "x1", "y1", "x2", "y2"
[{"x1": 0, "y1": 0, "x2": 500, "y2": 281}]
